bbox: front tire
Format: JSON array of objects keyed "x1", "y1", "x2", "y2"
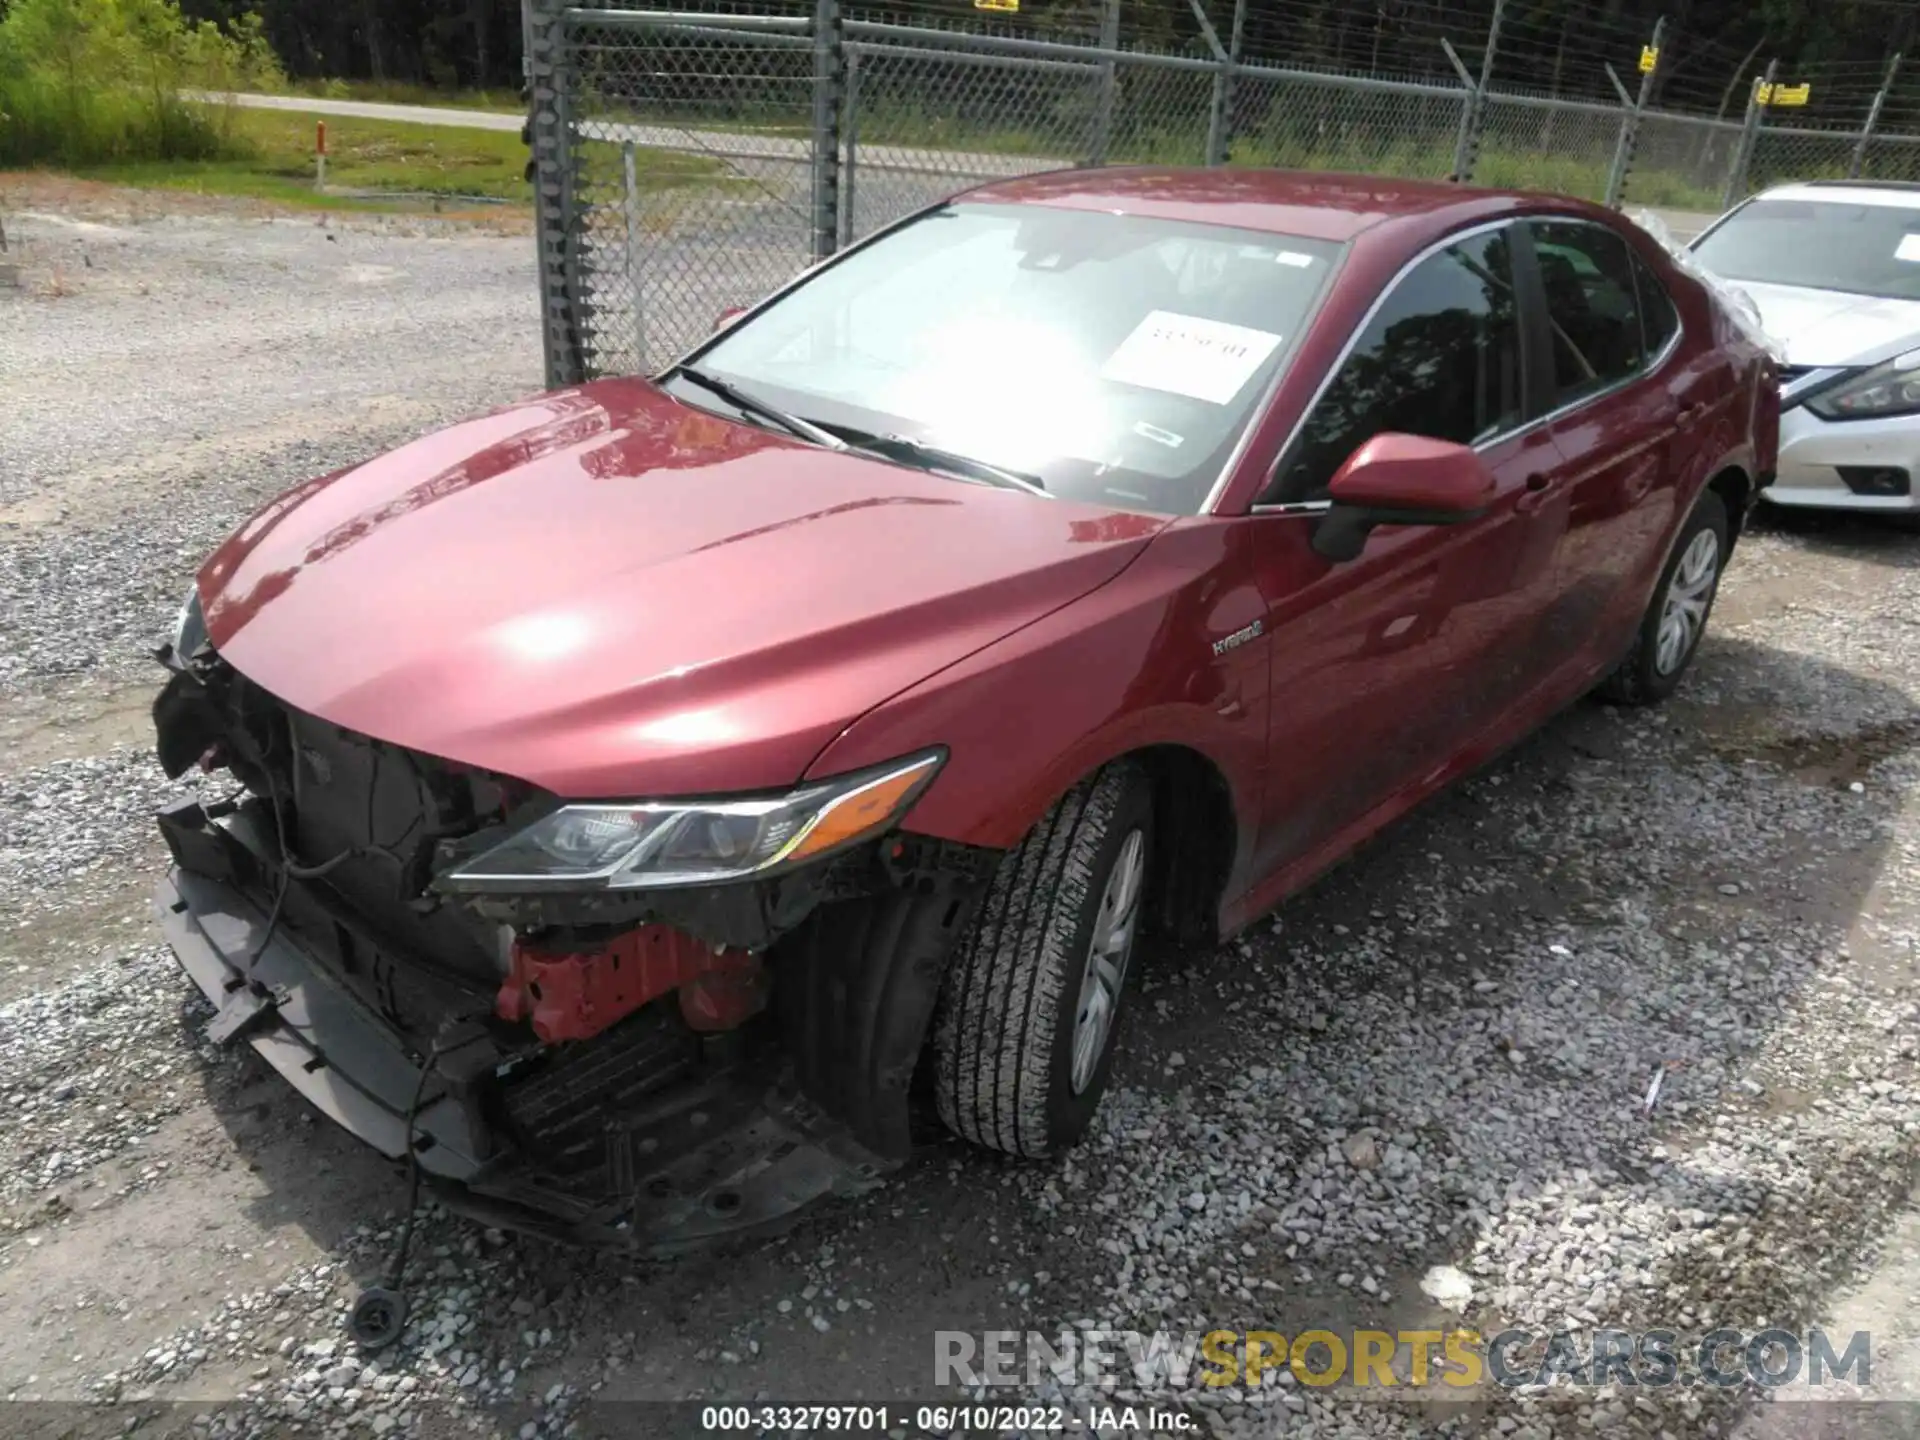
[
  {"x1": 932, "y1": 762, "x2": 1152, "y2": 1158},
  {"x1": 1597, "y1": 489, "x2": 1728, "y2": 705}
]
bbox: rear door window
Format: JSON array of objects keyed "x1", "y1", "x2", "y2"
[
  {"x1": 1270, "y1": 225, "x2": 1524, "y2": 503},
  {"x1": 1528, "y1": 220, "x2": 1647, "y2": 405}
]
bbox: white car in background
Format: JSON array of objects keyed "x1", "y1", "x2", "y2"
[{"x1": 1691, "y1": 180, "x2": 1920, "y2": 514}]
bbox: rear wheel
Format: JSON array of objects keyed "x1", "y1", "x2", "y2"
[
  {"x1": 932, "y1": 762, "x2": 1151, "y2": 1158},
  {"x1": 1597, "y1": 489, "x2": 1728, "y2": 705}
]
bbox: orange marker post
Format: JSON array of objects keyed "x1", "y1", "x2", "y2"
[{"x1": 316, "y1": 120, "x2": 328, "y2": 190}]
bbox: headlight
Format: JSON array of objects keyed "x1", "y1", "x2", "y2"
[
  {"x1": 171, "y1": 585, "x2": 209, "y2": 660},
  {"x1": 1805, "y1": 350, "x2": 1920, "y2": 420},
  {"x1": 434, "y1": 749, "x2": 944, "y2": 892}
]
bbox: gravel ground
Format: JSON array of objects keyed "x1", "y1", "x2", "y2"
[
  {"x1": 0, "y1": 190, "x2": 539, "y2": 689},
  {"x1": 2, "y1": 188, "x2": 1918, "y2": 1440}
]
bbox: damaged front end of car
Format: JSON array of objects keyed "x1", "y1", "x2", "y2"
[{"x1": 150, "y1": 603, "x2": 998, "y2": 1252}]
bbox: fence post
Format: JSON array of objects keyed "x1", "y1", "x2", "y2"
[
  {"x1": 839, "y1": 49, "x2": 862, "y2": 249},
  {"x1": 1723, "y1": 58, "x2": 1777, "y2": 210},
  {"x1": 1442, "y1": 39, "x2": 1479, "y2": 182},
  {"x1": 1466, "y1": 0, "x2": 1504, "y2": 181},
  {"x1": 810, "y1": 0, "x2": 845, "y2": 264},
  {"x1": 1449, "y1": 0, "x2": 1503, "y2": 182},
  {"x1": 1203, "y1": 0, "x2": 1245, "y2": 167},
  {"x1": 1605, "y1": 16, "x2": 1664, "y2": 209},
  {"x1": 621, "y1": 142, "x2": 647, "y2": 373},
  {"x1": 522, "y1": 0, "x2": 584, "y2": 388},
  {"x1": 1090, "y1": 0, "x2": 1121, "y2": 165},
  {"x1": 1850, "y1": 51, "x2": 1902, "y2": 179}
]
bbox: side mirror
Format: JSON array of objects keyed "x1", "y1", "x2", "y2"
[
  {"x1": 1312, "y1": 434, "x2": 1495, "y2": 562},
  {"x1": 713, "y1": 307, "x2": 747, "y2": 332}
]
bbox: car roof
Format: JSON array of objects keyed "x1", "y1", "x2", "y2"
[
  {"x1": 1756, "y1": 180, "x2": 1920, "y2": 211},
  {"x1": 957, "y1": 166, "x2": 1534, "y2": 243}
]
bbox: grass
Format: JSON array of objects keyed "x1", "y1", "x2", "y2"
[
  {"x1": 615, "y1": 94, "x2": 1725, "y2": 211},
  {"x1": 74, "y1": 104, "x2": 727, "y2": 210},
  {"x1": 0, "y1": 75, "x2": 244, "y2": 168},
  {"x1": 65, "y1": 78, "x2": 1719, "y2": 218}
]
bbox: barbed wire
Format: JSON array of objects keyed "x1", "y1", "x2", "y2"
[{"x1": 562, "y1": 0, "x2": 1918, "y2": 134}]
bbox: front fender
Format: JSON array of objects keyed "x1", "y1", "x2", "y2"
[{"x1": 805, "y1": 520, "x2": 1266, "y2": 880}]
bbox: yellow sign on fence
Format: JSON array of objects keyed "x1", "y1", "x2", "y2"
[
  {"x1": 1639, "y1": 46, "x2": 1659, "y2": 74},
  {"x1": 974, "y1": 0, "x2": 1019, "y2": 11},
  {"x1": 1756, "y1": 81, "x2": 1812, "y2": 107}
]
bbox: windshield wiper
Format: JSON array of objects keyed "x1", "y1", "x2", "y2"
[
  {"x1": 670, "y1": 372, "x2": 1047, "y2": 496},
  {"x1": 819, "y1": 425, "x2": 1051, "y2": 498},
  {"x1": 672, "y1": 366, "x2": 848, "y2": 451}
]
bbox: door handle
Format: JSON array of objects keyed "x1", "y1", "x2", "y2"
[{"x1": 1515, "y1": 472, "x2": 1557, "y2": 513}]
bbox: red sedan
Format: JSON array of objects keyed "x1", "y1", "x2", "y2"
[{"x1": 152, "y1": 170, "x2": 1777, "y2": 1276}]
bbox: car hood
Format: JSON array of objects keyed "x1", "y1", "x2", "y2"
[
  {"x1": 1732, "y1": 280, "x2": 1920, "y2": 368},
  {"x1": 201, "y1": 380, "x2": 1166, "y2": 798}
]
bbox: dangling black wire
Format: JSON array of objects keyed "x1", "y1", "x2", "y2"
[
  {"x1": 227, "y1": 711, "x2": 486, "y2": 1356},
  {"x1": 243, "y1": 732, "x2": 298, "y2": 972},
  {"x1": 382, "y1": 1031, "x2": 448, "y2": 1293},
  {"x1": 346, "y1": 1025, "x2": 455, "y2": 1352},
  {"x1": 235, "y1": 723, "x2": 358, "y2": 984},
  {"x1": 245, "y1": 713, "x2": 449, "y2": 1349}
]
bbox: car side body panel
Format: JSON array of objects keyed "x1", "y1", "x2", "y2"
[
  {"x1": 841, "y1": 192, "x2": 1772, "y2": 943},
  {"x1": 1218, "y1": 610, "x2": 1612, "y2": 938},
  {"x1": 1578, "y1": 280, "x2": 1768, "y2": 643},
  {"x1": 1242, "y1": 438, "x2": 1564, "y2": 886},
  {"x1": 805, "y1": 519, "x2": 1270, "y2": 892}
]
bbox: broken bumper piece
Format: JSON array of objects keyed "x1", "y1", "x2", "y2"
[{"x1": 155, "y1": 800, "x2": 889, "y2": 1252}]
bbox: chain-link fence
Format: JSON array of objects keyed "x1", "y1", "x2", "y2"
[
  {"x1": 840, "y1": 41, "x2": 1099, "y2": 244},
  {"x1": 1861, "y1": 134, "x2": 1920, "y2": 185},
  {"x1": 1230, "y1": 72, "x2": 1463, "y2": 181},
  {"x1": 523, "y1": 0, "x2": 1920, "y2": 386},
  {"x1": 1618, "y1": 113, "x2": 1743, "y2": 210},
  {"x1": 556, "y1": 10, "x2": 821, "y2": 378},
  {"x1": 1477, "y1": 94, "x2": 1620, "y2": 202},
  {"x1": 1749, "y1": 124, "x2": 1874, "y2": 194}
]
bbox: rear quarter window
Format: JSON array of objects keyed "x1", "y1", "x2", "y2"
[
  {"x1": 1632, "y1": 252, "x2": 1681, "y2": 357},
  {"x1": 1529, "y1": 220, "x2": 1647, "y2": 405}
]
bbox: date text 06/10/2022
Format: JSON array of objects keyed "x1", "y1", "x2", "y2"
[{"x1": 698, "y1": 1405, "x2": 1197, "y2": 1432}]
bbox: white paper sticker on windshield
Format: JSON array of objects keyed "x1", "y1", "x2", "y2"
[
  {"x1": 1133, "y1": 421, "x2": 1185, "y2": 449},
  {"x1": 1897, "y1": 233, "x2": 1920, "y2": 263},
  {"x1": 1275, "y1": 251, "x2": 1317, "y2": 268},
  {"x1": 1101, "y1": 311, "x2": 1284, "y2": 405}
]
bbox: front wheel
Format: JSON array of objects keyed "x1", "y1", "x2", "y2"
[
  {"x1": 1597, "y1": 489, "x2": 1728, "y2": 705},
  {"x1": 931, "y1": 762, "x2": 1152, "y2": 1158}
]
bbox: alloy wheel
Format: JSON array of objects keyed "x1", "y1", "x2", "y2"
[
  {"x1": 1070, "y1": 827, "x2": 1146, "y2": 1095},
  {"x1": 1655, "y1": 529, "x2": 1721, "y2": 676}
]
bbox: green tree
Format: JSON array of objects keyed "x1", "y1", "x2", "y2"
[{"x1": 0, "y1": 0, "x2": 281, "y2": 165}]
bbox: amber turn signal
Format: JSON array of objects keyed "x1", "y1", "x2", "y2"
[{"x1": 778, "y1": 753, "x2": 945, "y2": 865}]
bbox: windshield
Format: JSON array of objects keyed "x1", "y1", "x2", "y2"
[
  {"x1": 1693, "y1": 198, "x2": 1920, "y2": 301},
  {"x1": 674, "y1": 203, "x2": 1342, "y2": 515}
]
